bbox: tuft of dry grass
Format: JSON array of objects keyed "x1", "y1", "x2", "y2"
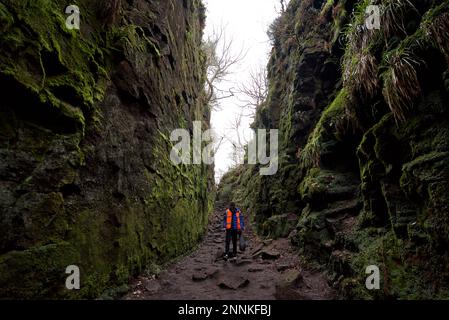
[
  {"x1": 422, "y1": 11, "x2": 449, "y2": 58},
  {"x1": 382, "y1": 49, "x2": 423, "y2": 123},
  {"x1": 343, "y1": 51, "x2": 379, "y2": 98},
  {"x1": 341, "y1": 0, "x2": 381, "y2": 100},
  {"x1": 382, "y1": 0, "x2": 418, "y2": 39},
  {"x1": 335, "y1": 95, "x2": 362, "y2": 139},
  {"x1": 299, "y1": 134, "x2": 321, "y2": 169}
]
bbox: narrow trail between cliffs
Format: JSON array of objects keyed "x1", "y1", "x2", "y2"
[{"x1": 122, "y1": 203, "x2": 334, "y2": 300}]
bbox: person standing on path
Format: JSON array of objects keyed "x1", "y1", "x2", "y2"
[{"x1": 223, "y1": 202, "x2": 245, "y2": 260}]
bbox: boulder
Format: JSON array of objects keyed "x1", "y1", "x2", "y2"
[
  {"x1": 192, "y1": 268, "x2": 219, "y2": 282},
  {"x1": 217, "y1": 276, "x2": 250, "y2": 290},
  {"x1": 261, "y1": 249, "x2": 281, "y2": 260},
  {"x1": 274, "y1": 270, "x2": 304, "y2": 300}
]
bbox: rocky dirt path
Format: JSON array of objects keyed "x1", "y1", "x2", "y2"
[{"x1": 122, "y1": 204, "x2": 334, "y2": 300}]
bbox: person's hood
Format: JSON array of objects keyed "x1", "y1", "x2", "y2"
[{"x1": 231, "y1": 207, "x2": 241, "y2": 214}]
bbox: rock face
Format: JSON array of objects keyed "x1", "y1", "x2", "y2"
[
  {"x1": 219, "y1": 0, "x2": 449, "y2": 299},
  {"x1": 0, "y1": 0, "x2": 213, "y2": 298}
]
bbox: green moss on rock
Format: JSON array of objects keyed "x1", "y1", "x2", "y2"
[{"x1": 0, "y1": 0, "x2": 213, "y2": 299}]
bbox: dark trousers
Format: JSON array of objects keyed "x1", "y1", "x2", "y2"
[{"x1": 225, "y1": 229, "x2": 238, "y2": 256}]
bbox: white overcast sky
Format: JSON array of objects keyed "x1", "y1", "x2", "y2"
[{"x1": 203, "y1": 0, "x2": 281, "y2": 182}]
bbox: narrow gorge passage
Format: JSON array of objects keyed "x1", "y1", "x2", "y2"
[
  {"x1": 1, "y1": 0, "x2": 449, "y2": 301},
  {"x1": 123, "y1": 203, "x2": 334, "y2": 300}
]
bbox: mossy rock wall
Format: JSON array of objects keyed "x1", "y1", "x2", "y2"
[
  {"x1": 218, "y1": 0, "x2": 449, "y2": 299},
  {"x1": 0, "y1": 0, "x2": 214, "y2": 298}
]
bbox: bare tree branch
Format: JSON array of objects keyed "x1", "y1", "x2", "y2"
[
  {"x1": 280, "y1": 0, "x2": 286, "y2": 13},
  {"x1": 275, "y1": 0, "x2": 288, "y2": 14},
  {"x1": 223, "y1": 110, "x2": 251, "y2": 167},
  {"x1": 211, "y1": 66, "x2": 268, "y2": 169},
  {"x1": 236, "y1": 67, "x2": 268, "y2": 118},
  {"x1": 203, "y1": 24, "x2": 246, "y2": 111}
]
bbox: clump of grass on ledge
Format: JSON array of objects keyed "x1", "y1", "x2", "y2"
[
  {"x1": 382, "y1": 48, "x2": 423, "y2": 123},
  {"x1": 382, "y1": 0, "x2": 418, "y2": 39},
  {"x1": 420, "y1": 1, "x2": 449, "y2": 60},
  {"x1": 343, "y1": 50, "x2": 379, "y2": 98},
  {"x1": 341, "y1": 0, "x2": 381, "y2": 99},
  {"x1": 380, "y1": 0, "x2": 449, "y2": 124}
]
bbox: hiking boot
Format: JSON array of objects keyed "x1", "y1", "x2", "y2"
[{"x1": 223, "y1": 254, "x2": 229, "y2": 261}]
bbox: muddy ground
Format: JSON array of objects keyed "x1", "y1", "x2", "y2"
[{"x1": 122, "y1": 205, "x2": 334, "y2": 300}]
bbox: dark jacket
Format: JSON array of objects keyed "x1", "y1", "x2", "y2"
[{"x1": 223, "y1": 207, "x2": 245, "y2": 230}]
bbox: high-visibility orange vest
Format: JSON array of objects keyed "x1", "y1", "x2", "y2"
[{"x1": 226, "y1": 209, "x2": 241, "y2": 230}]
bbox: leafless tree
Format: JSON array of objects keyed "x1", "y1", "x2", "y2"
[
  {"x1": 279, "y1": 0, "x2": 286, "y2": 13},
  {"x1": 230, "y1": 113, "x2": 245, "y2": 167},
  {"x1": 213, "y1": 67, "x2": 268, "y2": 169},
  {"x1": 237, "y1": 67, "x2": 268, "y2": 118},
  {"x1": 212, "y1": 131, "x2": 225, "y2": 157},
  {"x1": 223, "y1": 111, "x2": 250, "y2": 167},
  {"x1": 203, "y1": 25, "x2": 246, "y2": 111},
  {"x1": 275, "y1": 0, "x2": 288, "y2": 14}
]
